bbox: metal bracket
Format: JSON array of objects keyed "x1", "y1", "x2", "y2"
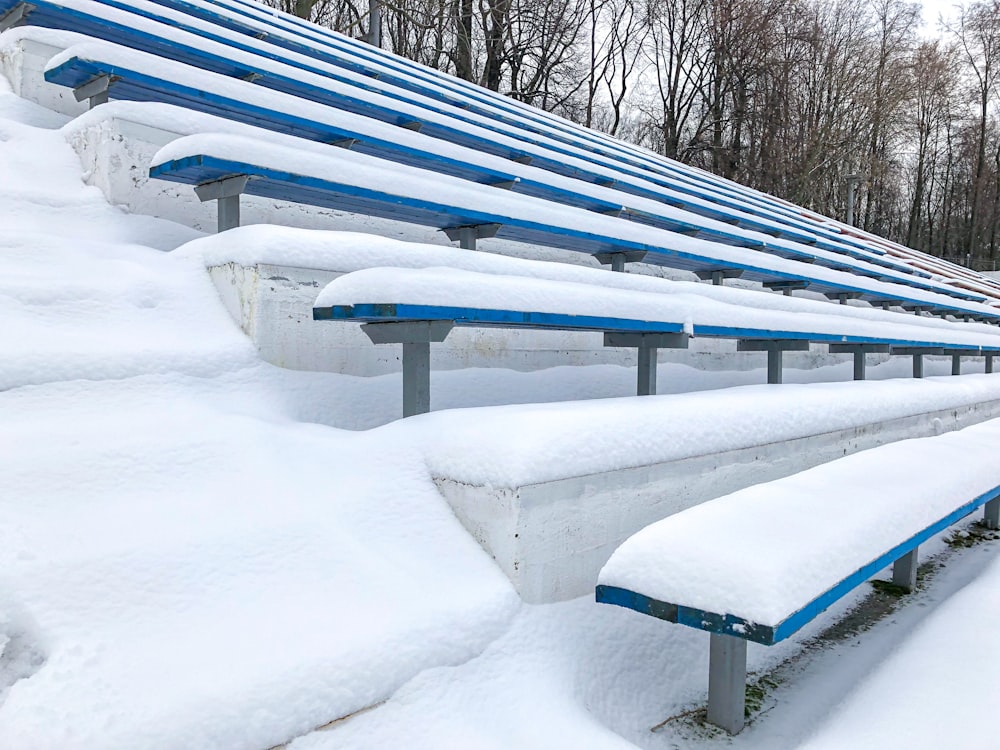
[
  {"x1": 595, "y1": 250, "x2": 647, "y2": 272},
  {"x1": 442, "y1": 223, "x2": 501, "y2": 250},
  {"x1": 891, "y1": 347, "x2": 944, "y2": 379},
  {"x1": 399, "y1": 120, "x2": 423, "y2": 132},
  {"x1": 73, "y1": 75, "x2": 115, "y2": 108},
  {"x1": 330, "y1": 137, "x2": 357, "y2": 149},
  {"x1": 0, "y1": 3, "x2": 34, "y2": 31},
  {"x1": 193, "y1": 174, "x2": 250, "y2": 202},
  {"x1": 696, "y1": 269, "x2": 744, "y2": 286},
  {"x1": 829, "y1": 343, "x2": 890, "y2": 381},
  {"x1": 487, "y1": 178, "x2": 519, "y2": 190},
  {"x1": 825, "y1": 291, "x2": 864, "y2": 305},
  {"x1": 240, "y1": 71, "x2": 263, "y2": 83},
  {"x1": 361, "y1": 320, "x2": 454, "y2": 345},
  {"x1": 510, "y1": 154, "x2": 532, "y2": 165},
  {"x1": 763, "y1": 280, "x2": 810, "y2": 296}
]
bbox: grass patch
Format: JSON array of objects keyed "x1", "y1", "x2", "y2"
[
  {"x1": 945, "y1": 521, "x2": 1000, "y2": 549},
  {"x1": 745, "y1": 675, "x2": 780, "y2": 717},
  {"x1": 869, "y1": 579, "x2": 910, "y2": 597}
]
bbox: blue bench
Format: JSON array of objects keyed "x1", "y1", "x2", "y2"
[
  {"x1": 148, "y1": 137, "x2": 1000, "y2": 320},
  {"x1": 596, "y1": 423, "x2": 1000, "y2": 733},
  {"x1": 312, "y1": 266, "x2": 1000, "y2": 417},
  {"x1": 44, "y1": 42, "x2": 965, "y2": 297},
  {"x1": 6, "y1": 0, "x2": 937, "y2": 268}
]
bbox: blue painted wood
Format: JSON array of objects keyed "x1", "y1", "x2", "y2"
[
  {"x1": 597, "y1": 484, "x2": 1000, "y2": 646},
  {"x1": 150, "y1": 153, "x2": 1000, "y2": 317},
  {"x1": 316, "y1": 302, "x2": 1000, "y2": 352},
  {"x1": 5, "y1": 0, "x2": 943, "y2": 277}
]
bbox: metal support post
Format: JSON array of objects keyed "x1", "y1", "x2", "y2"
[
  {"x1": 604, "y1": 332, "x2": 688, "y2": 395},
  {"x1": 985, "y1": 497, "x2": 1000, "y2": 530},
  {"x1": 194, "y1": 175, "x2": 250, "y2": 233},
  {"x1": 73, "y1": 75, "x2": 113, "y2": 109},
  {"x1": 737, "y1": 339, "x2": 810, "y2": 385},
  {"x1": 707, "y1": 633, "x2": 747, "y2": 734},
  {"x1": 913, "y1": 354, "x2": 923, "y2": 379},
  {"x1": 988, "y1": 355, "x2": 995, "y2": 375},
  {"x1": 217, "y1": 195, "x2": 240, "y2": 233},
  {"x1": 362, "y1": 321, "x2": 453, "y2": 419},
  {"x1": 610, "y1": 253, "x2": 626, "y2": 273},
  {"x1": 768, "y1": 347, "x2": 783, "y2": 384},
  {"x1": 637, "y1": 343, "x2": 658, "y2": 396},
  {"x1": 401, "y1": 341, "x2": 430, "y2": 417},
  {"x1": 892, "y1": 547, "x2": 918, "y2": 592},
  {"x1": 854, "y1": 350, "x2": 866, "y2": 381},
  {"x1": 443, "y1": 223, "x2": 501, "y2": 251},
  {"x1": 952, "y1": 354, "x2": 962, "y2": 376}
]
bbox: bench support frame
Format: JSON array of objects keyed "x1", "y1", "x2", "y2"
[
  {"x1": 604, "y1": 332, "x2": 689, "y2": 395},
  {"x1": 362, "y1": 321, "x2": 453, "y2": 417},
  {"x1": 828, "y1": 343, "x2": 890, "y2": 381},
  {"x1": 763, "y1": 280, "x2": 809, "y2": 297},
  {"x1": 696, "y1": 268, "x2": 744, "y2": 286},
  {"x1": 194, "y1": 175, "x2": 250, "y2": 233},
  {"x1": 595, "y1": 250, "x2": 648, "y2": 272},
  {"x1": 891, "y1": 347, "x2": 944, "y2": 379},
  {"x1": 737, "y1": 339, "x2": 811, "y2": 385},
  {"x1": 443, "y1": 223, "x2": 501, "y2": 251},
  {"x1": 708, "y1": 633, "x2": 747, "y2": 734},
  {"x1": 73, "y1": 75, "x2": 114, "y2": 109}
]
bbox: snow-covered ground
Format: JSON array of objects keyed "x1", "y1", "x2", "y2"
[{"x1": 4, "y1": 44, "x2": 1000, "y2": 750}]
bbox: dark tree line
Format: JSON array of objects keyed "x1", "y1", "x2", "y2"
[{"x1": 267, "y1": 0, "x2": 1000, "y2": 270}]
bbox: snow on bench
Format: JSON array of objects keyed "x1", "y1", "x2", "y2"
[
  {"x1": 43, "y1": 42, "x2": 953, "y2": 294},
  {"x1": 107, "y1": 0, "x2": 941, "y2": 270},
  {"x1": 0, "y1": 0, "x2": 942, "y2": 269},
  {"x1": 312, "y1": 266, "x2": 1000, "y2": 416},
  {"x1": 150, "y1": 132, "x2": 1000, "y2": 321},
  {"x1": 48, "y1": 41, "x2": 969, "y2": 301},
  {"x1": 596, "y1": 418, "x2": 1000, "y2": 733}
]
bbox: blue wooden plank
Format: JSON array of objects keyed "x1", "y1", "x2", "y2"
[
  {"x1": 314, "y1": 304, "x2": 688, "y2": 334},
  {"x1": 597, "y1": 483, "x2": 1000, "y2": 646},
  {"x1": 150, "y1": 154, "x2": 999, "y2": 317}
]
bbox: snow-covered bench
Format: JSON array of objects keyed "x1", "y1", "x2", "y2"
[
  {"x1": 312, "y1": 266, "x2": 1000, "y2": 417},
  {"x1": 44, "y1": 41, "x2": 958, "y2": 299},
  {"x1": 596, "y1": 419, "x2": 1000, "y2": 733},
  {"x1": 0, "y1": 0, "x2": 964, "y2": 280},
  {"x1": 151, "y1": 134, "x2": 1000, "y2": 323}
]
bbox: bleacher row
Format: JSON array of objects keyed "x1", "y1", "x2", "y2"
[{"x1": 7, "y1": 0, "x2": 1000, "y2": 737}]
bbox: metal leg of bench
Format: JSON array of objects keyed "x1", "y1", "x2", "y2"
[
  {"x1": 984, "y1": 498, "x2": 1000, "y2": 530},
  {"x1": 952, "y1": 354, "x2": 961, "y2": 376},
  {"x1": 610, "y1": 253, "x2": 626, "y2": 273},
  {"x1": 854, "y1": 350, "x2": 866, "y2": 381},
  {"x1": 217, "y1": 195, "x2": 241, "y2": 233},
  {"x1": 707, "y1": 633, "x2": 747, "y2": 735},
  {"x1": 768, "y1": 347, "x2": 783, "y2": 385},
  {"x1": 637, "y1": 343, "x2": 658, "y2": 396},
  {"x1": 912, "y1": 354, "x2": 924, "y2": 379},
  {"x1": 402, "y1": 341, "x2": 431, "y2": 417},
  {"x1": 988, "y1": 355, "x2": 994, "y2": 375},
  {"x1": 892, "y1": 547, "x2": 918, "y2": 592}
]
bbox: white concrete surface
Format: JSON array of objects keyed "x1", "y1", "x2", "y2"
[{"x1": 437, "y1": 396, "x2": 1000, "y2": 603}]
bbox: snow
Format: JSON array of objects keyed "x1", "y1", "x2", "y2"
[
  {"x1": 797, "y1": 549, "x2": 1000, "y2": 749},
  {"x1": 0, "y1": 63, "x2": 518, "y2": 749},
  {"x1": 406, "y1": 374, "x2": 1000, "y2": 487},
  {"x1": 598, "y1": 416, "x2": 1000, "y2": 626},
  {"x1": 153, "y1": 132, "x2": 999, "y2": 314},
  {"x1": 46, "y1": 36, "x2": 939, "y2": 289},
  {"x1": 6, "y1": 5, "x2": 1000, "y2": 748},
  {"x1": 313, "y1": 265, "x2": 1000, "y2": 349}
]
